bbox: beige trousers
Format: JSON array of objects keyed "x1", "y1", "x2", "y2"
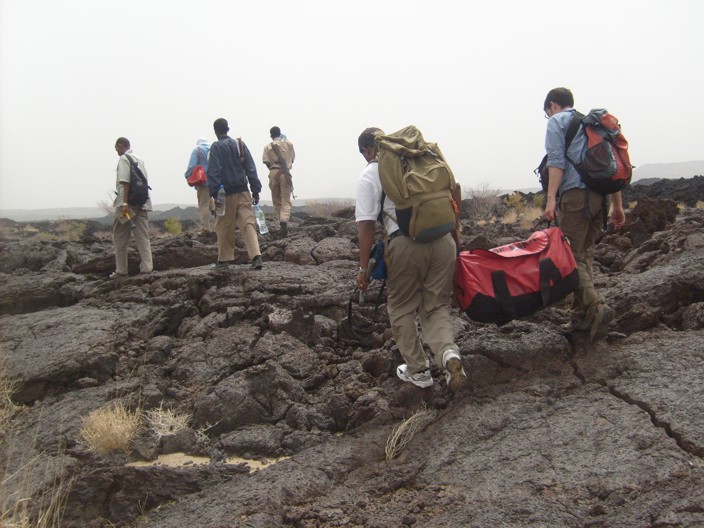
[
  {"x1": 196, "y1": 185, "x2": 213, "y2": 231},
  {"x1": 215, "y1": 192, "x2": 261, "y2": 262},
  {"x1": 268, "y1": 169, "x2": 292, "y2": 222},
  {"x1": 112, "y1": 209, "x2": 153, "y2": 274},
  {"x1": 386, "y1": 233, "x2": 459, "y2": 374},
  {"x1": 558, "y1": 188, "x2": 609, "y2": 320}
]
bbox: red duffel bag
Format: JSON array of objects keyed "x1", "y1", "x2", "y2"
[{"x1": 455, "y1": 227, "x2": 578, "y2": 325}]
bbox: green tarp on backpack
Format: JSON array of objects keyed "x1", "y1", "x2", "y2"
[{"x1": 376, "y1": 125, "x2": 457, "y2": 242}]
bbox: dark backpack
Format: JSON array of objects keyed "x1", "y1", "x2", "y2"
[
  {"x1": 535, "y1": 109, "x2": 633, "y2": 195},
  {"x1": 125, "y1": 155, "x2": 151, "y2": 207},
  {"x1": 572, "y1": 109, "x2": 632, "y2": 194}
]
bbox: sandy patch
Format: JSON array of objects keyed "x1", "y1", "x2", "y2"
[{"x1": 126, "y1": 453, "x2": 288, "y2": 473}]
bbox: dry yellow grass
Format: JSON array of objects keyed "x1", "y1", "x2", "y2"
[
  {"x1": 1, "y1": 457, "x2": 70, "y2": 528},
  {"x1": 0, "y1": 358, "x2": 20, "y2": 430},
  {"x1": 385, "y1": 407, "x2": 436, "y2": 461},
  {"x1": 520, "y1": 206, "x2": 544, "y2": 230},
  {"x1": 306, "y1": 199, "x2": 355, "y2": 217},
  {"x1": 79, "y1": 403, "x2": 141, "y2": 455},
  {"x1": 500, "y1": 210, "x2": 518, "y2": 225},
  {"x1": 697, "y1": 200, "x2": 704, "y2": 209}
]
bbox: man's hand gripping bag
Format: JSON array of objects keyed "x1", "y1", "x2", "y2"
[{"x1": 455, "y1": 227, "x2": 578, "y2": 325}]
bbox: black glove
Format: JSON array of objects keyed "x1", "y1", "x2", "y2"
[{"x1": 252, "y1": 193, "x2": 260, "y2": 205}]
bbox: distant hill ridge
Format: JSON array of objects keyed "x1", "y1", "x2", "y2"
[
  {"x1": 633, "y1": 160, "x2": 704, "y2": 181},
  {"x1": 2, "y1": 161, "x2": 703, "y2": 222}
]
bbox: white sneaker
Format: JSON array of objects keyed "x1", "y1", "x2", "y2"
[
  {"x1": 442, "y1": 350, "x2": 467, "y2": 393},
  {"x1": 396, "y1": 364, "x2": 433, "y2": 388}
]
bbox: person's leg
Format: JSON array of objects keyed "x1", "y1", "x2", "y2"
[
  {"x1": 386, "y1": 236, "x2": 428, "y2": 374},
  {"x1": 196, "y1": 186, "x2": 212, "y2": 231},
  {"x1": 417, "y1": 235, "x2": 458, "y2": 368},
  {"x1": 558, "y1": 189, "x2": 595, "y2": 323},
  {"x1": 112, "y1": 219, "x2": 131, "y2": 274},
  {"x1": 279, "y1": 175, "x2": 292, "y2": 222},
  {"x1": 269, "y1": 170, "x2": 282, "y2": 221},
  {"x1": 133, "y1": 210, "x2": 153, "y2": 273},
  {"x1": 233, "y1": 192, "x2": 261, "y2": 260},
  {"x1": 215, "y1": 194, "x2": 238, "y2": 262},
  {"x1": 582, "y1": 191, "x2": 607, "y2": 311}
]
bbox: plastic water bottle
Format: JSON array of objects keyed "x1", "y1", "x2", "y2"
[
  {"x1": 118, "y1": 207, "x2": 137, "y2": 229},
  {"x1": 215, "y1": 185, "x2": 226, "y2": 216},
  {"x1": 254, "y1": 204, "x2": 269, "y2": 235}
]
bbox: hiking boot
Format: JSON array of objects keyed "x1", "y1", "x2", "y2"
[
  {"x1": 109, "y1": 271, "x2": 127, "y2": 279},
  {"x1": 396, "y1": 365, "x2": 433, "y2": 388},
  {"x1": 250, "y1": 255, "x2": 263, "y2": 269},
  {"x1": 442, "y1": 350, "x2": 467, "y2": 393},
  {"x1": 280, "y1": 221, "x2": 288, "y2": 237},
  {"x1": 214, "y1": 261, "x2": 230, "y2": 269},
  {"x1": 589, "y1": 304, "x2": 615, "y2": 342}
]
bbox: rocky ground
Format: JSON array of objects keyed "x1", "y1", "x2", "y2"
[{"x1": 1, "y1": 180, "x2": 704, "y2": 527}]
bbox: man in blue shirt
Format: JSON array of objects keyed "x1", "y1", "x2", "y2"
[
  {"x1": 543, "y1": 87, "x2": 625, "y2": 340},
  {"x1": 208, "y1": 118, "x2": 263, "y2": 269}
]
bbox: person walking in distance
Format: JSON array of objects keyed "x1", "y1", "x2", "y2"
[
  {"x1": 354, "y1": 127, "x2": 466, "y2": 393},
  {"x1": 185, "y1": 137, "x2": 212, "y2": 232},
  {"x1": 262, "y1": 126, "x2": 295, "y2": 237},
  {"x1": 542, "y1": 87, "x2": 625, "y2": 340},
  {"x1": 208, "y1": 118, "x2": 263, "y2": 269},
  {"x1": 111, "y1": 137, "x2": 153, "y2": 277}
]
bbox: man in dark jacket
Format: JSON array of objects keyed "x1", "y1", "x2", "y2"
[{"x1": 208, "y1": 118, "x2": 263, "y2": 269}]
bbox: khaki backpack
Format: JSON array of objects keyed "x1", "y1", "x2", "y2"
[{"x1": 376, "y1": 125, "x2": 458, "y2": 242}]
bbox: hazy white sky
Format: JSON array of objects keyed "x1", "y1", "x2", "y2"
[{"x1": 1, "y1": 0, "x2": 702, "y2": 210}]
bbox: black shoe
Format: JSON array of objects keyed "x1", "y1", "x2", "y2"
[
  {"x1": 214, "y1": 261, "x2": 230, "y2": 269},
  {"x1": 560, "y1": 319, "x2": 590, "y2": 334},
  {"x1": 250, "y1": 255, "x2": 263, "y2": 269},
  {"x1": 590, "y1": 304, "x2": 615, "y2": 342},
  {"x1": 280, "y1": 222, "x2": 288, "y2": 237}
]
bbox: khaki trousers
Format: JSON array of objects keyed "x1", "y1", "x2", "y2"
[
  {"x1": 196, "y1": 185, "x2": 213, "y2": 231},
  {"x1": 268, "y1": 169, "x2": 292, "y2": 222},
  {"x1": 215, "y1": 192, "x2": 261, "y2": 262},
  {"x1": 386, "y1": 233, "x2": 459, "y2": 374},
  {"x1": 558, "y1": 188, "x2": 609, "y2": 320},
  {"x1": 112, "y1": 209, "x2": 153, "y2": 274}
]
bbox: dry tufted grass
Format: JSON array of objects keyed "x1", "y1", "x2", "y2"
[
  {"x1": 1, "y1": 456, "x2": 70, "y2": 528},
  {"x1": 385, "y1": 407, "x2": 437, "y2": 461},
  {"x1": 145, "y1": 405, "x2": 189, "y2": 439},
  {"x1": 79, "y1": 403, "x2": 141, "y2": 455},
  {"x1": 0, "y1": 358, "x2": 20, "y2": 431}
]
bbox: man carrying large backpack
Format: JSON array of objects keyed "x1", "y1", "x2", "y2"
[
  {"x1": 542, "y1": 87, "x2": 625, "y2": 340},
  {"x1": 111, "y1": 137, "x2": 153, "y2": 278},
  {"x1": 354, "y1": 127, "x2": 466, "y2": 393}
]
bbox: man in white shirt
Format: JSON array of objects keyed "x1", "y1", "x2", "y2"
[
  {"x1": 354, "y1": 127, "x2": 466, "y2": 393},
  {"x1": 111, "y1": 137, "x2": 153, "y2": 277}
]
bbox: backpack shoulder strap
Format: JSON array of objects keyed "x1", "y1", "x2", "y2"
[
  {"x1": 377, "y1": 190, "x2": 386, "y2": 224},
  {"x1": 563, "y1": 110, "x2": 585, "y2": 170},
  {"x1": 565, "y1": 110, "x2": 584, "y2": 150},
  {"x1": 236, "y1": 138, "x2": 245, "y2": 164}
]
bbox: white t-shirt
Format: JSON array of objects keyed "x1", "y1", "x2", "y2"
[{"x1": 355, "y1": 160, "x2": 399, "y2": 235}]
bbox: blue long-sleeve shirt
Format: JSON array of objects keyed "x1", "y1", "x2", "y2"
[
  {"x1": 207, "y1": 136, "x2": 262, "y2": 197},
  {"x1": 545, "y1": 108, "x2": 587, "y2": 195},
  {"x1": 185, "y1": 144, "x2": 210, "y2": 178}
]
